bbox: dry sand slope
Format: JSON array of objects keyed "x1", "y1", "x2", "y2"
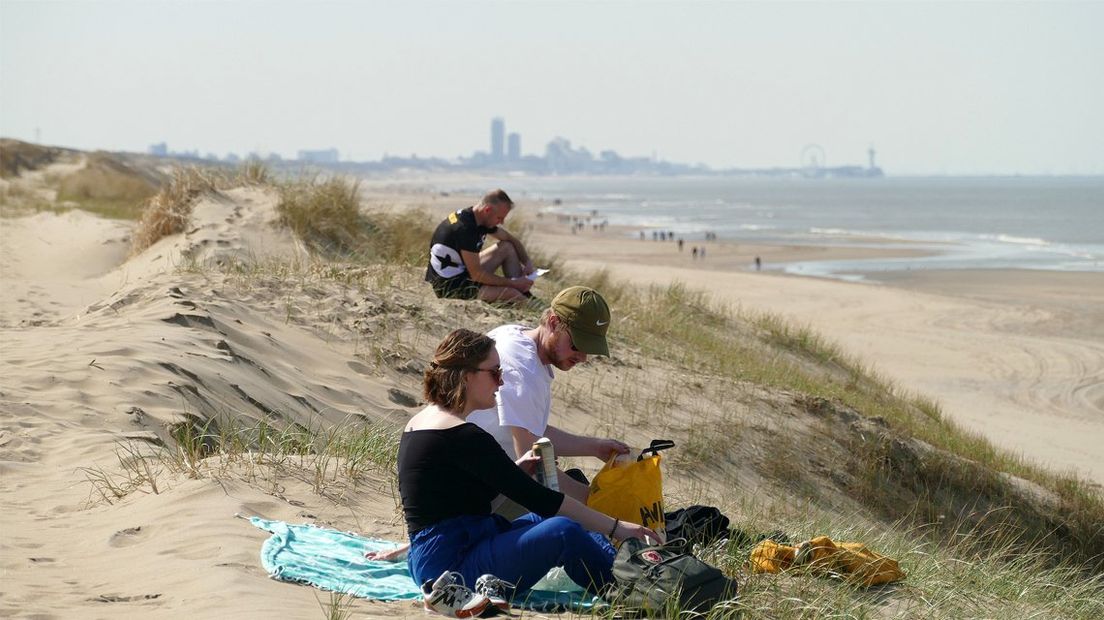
[
  {"x1": 0, "y1": 189, "x2": 428, "y2": 618},
  {"x1": 539, "y1": 230, "x2": 1104, "y2": 486}
]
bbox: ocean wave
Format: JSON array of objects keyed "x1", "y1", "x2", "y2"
[
  {"x1": 578, "y1": 193, "x2": 634, "y2": 200},
  {"x1": 809, "y1": 227, "x2": 855, "y2": 236},
  {"x1": 980, "y1": 233, "x2": 1050, "y2": 246},
  {"x1": 807, "y1": 227, "x2": 899, "y2": 238}
]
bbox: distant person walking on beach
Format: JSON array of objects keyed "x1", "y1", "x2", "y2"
[
  {"x1": 755, "y1": 256, "x2": 761, "y2": 271},
  {"x1": 425, "y1": 189, "x2": 535, "y2": 304},
  {"x1": 467, "y1": 286, "x2": 630, "y2": 515}
]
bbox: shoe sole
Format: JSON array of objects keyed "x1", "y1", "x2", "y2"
[{"x1": 423, "y1": 600, "x2": 490, "y2": 618}]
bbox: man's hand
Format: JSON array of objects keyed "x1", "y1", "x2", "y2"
[
  {"x1": 511, "y1": 277, "x2": 534, "y2": 293},
  {"x1": 521, "y1": 258, "x2": 536, "y2": 276},
  {"x1": 588, "y1": 437, "x2": 630, "y2": 461}
]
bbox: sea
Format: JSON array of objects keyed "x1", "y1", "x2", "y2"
[{"x1": 499, "y1": 176, "x2": 1104, "y2": 281}]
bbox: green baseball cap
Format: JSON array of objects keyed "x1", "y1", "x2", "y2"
[{"x1": 551, "y1": 286, "x2": 611, "y2": 356}]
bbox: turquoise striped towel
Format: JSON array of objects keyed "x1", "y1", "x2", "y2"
[{"x1": 251, "y1": 517, "x2": 605, "y2": 612}]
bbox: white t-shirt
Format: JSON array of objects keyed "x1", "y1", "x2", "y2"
[{"x1": 468, "y1": 324, "x2": 554, "y2": 458}]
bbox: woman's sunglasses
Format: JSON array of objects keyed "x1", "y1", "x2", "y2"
[{"x1": 472, "y1": 366, "x2": 503, "y2": 382}]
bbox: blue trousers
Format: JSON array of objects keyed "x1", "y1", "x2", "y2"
[{"x1": 407, "y1": 513, "x2": 616, "y2": 593}]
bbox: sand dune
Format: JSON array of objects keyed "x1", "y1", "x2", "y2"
[{"x1": 0, "y1": 189, "x2": 420, "y2": 617}]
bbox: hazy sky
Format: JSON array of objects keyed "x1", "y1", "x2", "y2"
[{"x1": 3, "y1": 1, "x2": 1102, "y2": 175}]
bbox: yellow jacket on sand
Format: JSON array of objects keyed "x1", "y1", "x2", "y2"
[{"x1": 749, "y1": 536, "x2": 905, "y2": 586}]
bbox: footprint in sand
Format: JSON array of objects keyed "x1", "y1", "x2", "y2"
[
  {"x1": 89, "y1": 593, "x2": 162, "y2": 603},
  {"x1": 388, "y1": 388, "x2": 419, "y2": 408},
  {"x1": 346, "y1": 360, "x2": 371, "y2": 375},
  {"x1": 108, "y1": 526, "x2": 146, "y2": 548}
]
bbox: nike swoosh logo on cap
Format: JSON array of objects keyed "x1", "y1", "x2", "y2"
[{"x1": 596, "y1": 320, "x2": 608, "y2": 326}]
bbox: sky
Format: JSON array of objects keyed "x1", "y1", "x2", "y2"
[{"x1": 2, "y1": 1, "x2": 1103, "y2": 175}]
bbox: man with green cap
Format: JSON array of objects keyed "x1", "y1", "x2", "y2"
[{"x1": 468, "y1": 286, "x2": 629, "y2": 508}]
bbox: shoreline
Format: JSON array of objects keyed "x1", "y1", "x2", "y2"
[{"x1": 521, "y1": 215, "x2": 1104, "y2": 485}]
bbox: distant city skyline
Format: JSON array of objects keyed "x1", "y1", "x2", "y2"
[{"x1": 2, "y1": 1, "x2": 1102, "y2": 175}]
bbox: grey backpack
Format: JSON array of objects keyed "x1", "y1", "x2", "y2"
[{"x1": 605, "y1": 537, "x2": 738, "y2": 617}]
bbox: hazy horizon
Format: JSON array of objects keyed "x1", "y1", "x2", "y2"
[{"x1": 2, "y1": 1, "x2": 1102, "y2": 176}]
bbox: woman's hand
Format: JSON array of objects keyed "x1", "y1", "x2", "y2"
[
  {"x1": 515, "y1": 449, "x2": 541, "y2": 476},
  {"x1": 614, "y1": 521, "x2": 665, "y2": 545},
  {"x1": 365, "y1": 543, "x2": 408, "y2": 561}
]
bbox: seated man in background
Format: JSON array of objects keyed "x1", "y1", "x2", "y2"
[
  {"x1": 425, "y1": 189, "x2": 535, "y2": 304},
  {"x1": 468, "y1": 286, "x2": 630, "y2": 517}
]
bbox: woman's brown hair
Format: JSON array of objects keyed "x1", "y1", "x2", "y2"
[{"x1": 423, "y1": 328, "x2": 496, "y2": 412}]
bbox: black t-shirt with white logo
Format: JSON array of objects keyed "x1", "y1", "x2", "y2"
[{"x1": 425, "y1": 207, "x2": 497, "y2": 287}]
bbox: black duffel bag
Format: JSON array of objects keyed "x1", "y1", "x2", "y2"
[
  {"x1": 605, "y1": 537, "x2": 737, "y2": 617},
  {"x1": 664, "y1": 505, "x2": 732, "y2": 546}
]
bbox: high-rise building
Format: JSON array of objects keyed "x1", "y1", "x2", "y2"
[
  {"x1": 491, "y1": 117, "x2": 505, "y2": 161},
  {"x1": 507, "y1": 133, "x2": 521, "y2": 161},
  {"x1": 298, "y1": 148, "x2": 340, "y2": 163}
]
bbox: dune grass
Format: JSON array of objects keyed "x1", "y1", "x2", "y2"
[
  {"x1": 82, "y1": 415, "x2": 399, "y2": 506},
  {"x1": 129, "y1": 162, "x2": 274, "y2": 255},
  {"x1": 0, "y1": 138, "x2": 62, "y2": 178},
  {"x1": 708, "y1": 506, "x2": 1104, "y2": 620},
  {"x1": 55, "y1": 151, "x2": 161, "y2": 218},
  {"x1": 130, "y1": 167, "x2": 221, "y2": 255},
  {"x1": 275, "y1": 174, "x2": 432, "y2": 265},
  {"x1": 276, "y1": 175, "x2": 366, "y2": 254}
]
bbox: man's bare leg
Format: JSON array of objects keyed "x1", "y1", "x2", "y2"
[
  {"x1": 476, "y1": 242, "x2": 526, "y2": 304},
  {"x1": 478, "y1": 285, "x2": 526, "y2": 304},
  {"x1": 479, "y1": 241, "x2": 522, "y2": 278}
]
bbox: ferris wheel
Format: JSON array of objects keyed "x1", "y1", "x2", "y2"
[{"x1": 800, "y1": 144, "x2": 827, "y2": 177}]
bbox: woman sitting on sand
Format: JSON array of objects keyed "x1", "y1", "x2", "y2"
[{"x1": 399, "y1": 328, "x2": 661, "y2": 605}]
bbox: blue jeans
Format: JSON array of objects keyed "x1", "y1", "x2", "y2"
[{"x1": 407, "y1": 513, "x2": 616, "y2": 593}]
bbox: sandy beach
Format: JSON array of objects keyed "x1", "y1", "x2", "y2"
[{"x1": 527, "y1": 217, "x2": 1104, "y2": 486}]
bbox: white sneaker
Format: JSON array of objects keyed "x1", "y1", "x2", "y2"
[
  {"x1": 474, "y1": 574, "x2": 515, "y2": 612},
  {"x1": 422, "y1": 571, "x2": 490, "y2": 618}
]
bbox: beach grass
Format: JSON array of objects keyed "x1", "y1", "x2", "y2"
[
  {"x1": 55, "y1": 151, "x2": 160, "y2": 217},
  {"x1": 82, "y1": 415, "x2": 400, "y2": 506},
  {"x1": 275, "y1": 174, "x2": 433, "y2": 266},
  {"x1": 708, "y1": 506, "x2": 1104, "y2": 620},
  {"x1": 129, "y1": 162, "x2": 276, "y2": 254}
]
